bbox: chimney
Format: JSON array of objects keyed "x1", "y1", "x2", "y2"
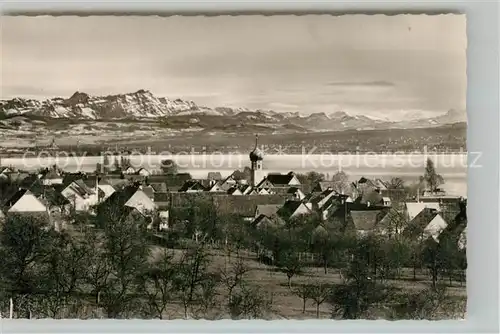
[{"x1": 416, "y1": 187, "x2": 420, "y2": 203}]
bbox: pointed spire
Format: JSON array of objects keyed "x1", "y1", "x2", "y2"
[{"x1": 254, "y1": 133, "x2": 259, "y2": 149}]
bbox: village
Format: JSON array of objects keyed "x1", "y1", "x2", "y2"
[
  {"x1": 0, "y1": 136, "x2": 466, "y2": 243},
  {"x1": 0, "y1": 136, "x2": 467, "y2": 320}
]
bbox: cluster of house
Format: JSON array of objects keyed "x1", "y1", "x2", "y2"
[
  {"x1": 0, "y1": 136, "x2": 466, "y2": 248},
  {"x1": 0, "y1": 159, "x2": 466, "y2": 250},
  {"x1": 249, "y1": 178, "x2": 466, "y2": 248}
]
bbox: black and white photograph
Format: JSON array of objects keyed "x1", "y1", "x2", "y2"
[{"x1": 0, "y1": 14, "x2": 467, "y2": 320}]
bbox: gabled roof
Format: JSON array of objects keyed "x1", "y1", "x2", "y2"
[
  {"x1": 265, "y1": 173, "x2": 299, "y2": 186},
  {"x1": 252, "y1": 214, "x2": 285, "y2": 229},
  {"x1": 101, "y1": 204, "x2": 146, "y2": 223},
  {"x1": 2, "y1": 188, "x2": 29, "y2": 208},
  {"x1": 405, "y1": 202, "x2": 440, "y2": 220},
  {"x1": 66, "y1": 179, "x2": 95, "y2": 198},
  {"x1": 207, "y1": 182, "x2": 224, "y2": 192},
  {"x1": 255, "y1": 204, "x2": 281, "y2": 218},
  {"x1": 227, "y1": 187, "x2": 243, "y2": 195},
  {"x1": 350, "y1": 209, "x2": 388, "y2": 231},
  {"x1": 321, "y1": 194, "x2": 343, "y2": 211},
  {"x1": 179, "y1": 180, "x2": 207, "y2": 192},
  {"x1": 142, "y1": 185, "x2": 155, "y2": 199},
  {"x1": 310, "y1": 189, "x2": 336, "y2": 207},
  {"x1": 0, "y1": 167, "x2": 12, "y2": 174},
  {"x1": 405, "y1": 207, "x2": 441, "y2": 237},
  {"x1": 259, "y1": 188, "x2": 271, "y2": 195},
  {"x1": 102, "y1": 185, "x2": 139, "y2": 208},
  {"x1": 376, "y1": 207, "x2": 402, "y2": 231},
  {"x1": 277, "y1": 200, "x2": 310, "y2": 220},
  {"x1": 358, "y1": 177, "x2": 375, "y2": 187},
  {"x1": 3, "y1": 189, "x2": 48, "y2": 214},
  {"x1": 150, "y1": 182, "x2": 168, "y2": 193}
]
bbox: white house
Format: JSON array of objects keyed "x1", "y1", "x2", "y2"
[
  {"x1": 423, "y1": 214, "x2": 448, "y2": 242},
  {"x1": 405, "y1": 202, "x2": 440, "y2": 221},
  {"x1": 97, "y1": 180, "x2": 116, "y2": 201},
  {"x1": 124, "y1": 188, "x2": 157, "y2": 215},
  {"x1": 61, "y1": 180, "x2": 98, "y2": 212},
  {"x1": 5, "y1": 189, "x2": 48, "y2": 213},
  {"x1": 277, "y1": 200, "x2": 312, "y2": 221}
]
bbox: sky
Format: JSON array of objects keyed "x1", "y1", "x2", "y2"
[{"x1": 0, "y1": 15, "x2": 466, "y2": 119}]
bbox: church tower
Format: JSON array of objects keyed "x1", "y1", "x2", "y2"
[{"x1": 249, "y1": 134, "x2": 264, "y2": 186}]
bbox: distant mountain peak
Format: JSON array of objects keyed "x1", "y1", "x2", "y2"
[
  {"x1": 0, "y1": 90, "x2": 466, "y2": 132},
  {"x1": 66, "y1": 91, "x2": 90, "y2": 104},
  {"x1": 329, "y1": 111, "x2": 350, "y2": 118}
]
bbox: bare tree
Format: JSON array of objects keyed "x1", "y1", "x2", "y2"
[
  {"x1": 292, "y1": 284, "x2": 311, "y2": 314},
  {"x1": 219, "y1": 255, "x2": 250, "y2": 306},
  {"x1": 0, "y1": 214, "x2": 53, "y2": 305},
  {"x1": 36, "y1": 231, "x2": 89, "y2": 318},
  {"x1": 99, "y1": 209, "x2": 151, "y2": 318},
  {"x1": 138, "y1": 249, "x2": 176, "y2": 319},
  {"x1": 307, "y1": 283, "x2": 332, "y2": 318},
  {"x1": 174, "y1": 243, "x2": 215, "y2": 319},
  {"x1": 82, "y1": 230, "x2": 112, "y2": 307},
  {"x1": 228, "y1": 283, "x2": 270, "y2": 319},
  {"x1": 277, "y1": 249, "x2": 304, "y2": 289}
]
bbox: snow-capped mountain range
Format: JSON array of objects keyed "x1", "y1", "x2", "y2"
[{"x1": 0, "y1": 90, "x2": 466, "y2": 131}]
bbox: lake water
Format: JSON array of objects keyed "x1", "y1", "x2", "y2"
[{"x1": 1, "y1": 154, "x2": 468, "y2": 196}]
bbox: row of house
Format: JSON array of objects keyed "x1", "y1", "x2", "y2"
[{"x1": 0, "y1": 163, "x2": 466, "y2": 249}]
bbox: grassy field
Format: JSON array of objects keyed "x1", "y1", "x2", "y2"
[{"x1": 148, "y1": 245, "x2": 467, "y2": 320}]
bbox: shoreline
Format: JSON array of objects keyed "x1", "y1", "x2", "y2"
[{"x1": 0, "y1": 151, "x2": 469, "y2": 158}]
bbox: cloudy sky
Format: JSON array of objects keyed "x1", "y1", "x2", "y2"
[{"x1": 1, "y1": 15, "x2": 466, "y2": 119}]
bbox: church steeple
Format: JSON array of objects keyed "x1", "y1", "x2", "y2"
[
  {"x1": 249, "y1": 134, "x2": 264, "y2": 186},
  {"x1": 249, "y1": 134, "x2": 264, "y2": 162}
]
